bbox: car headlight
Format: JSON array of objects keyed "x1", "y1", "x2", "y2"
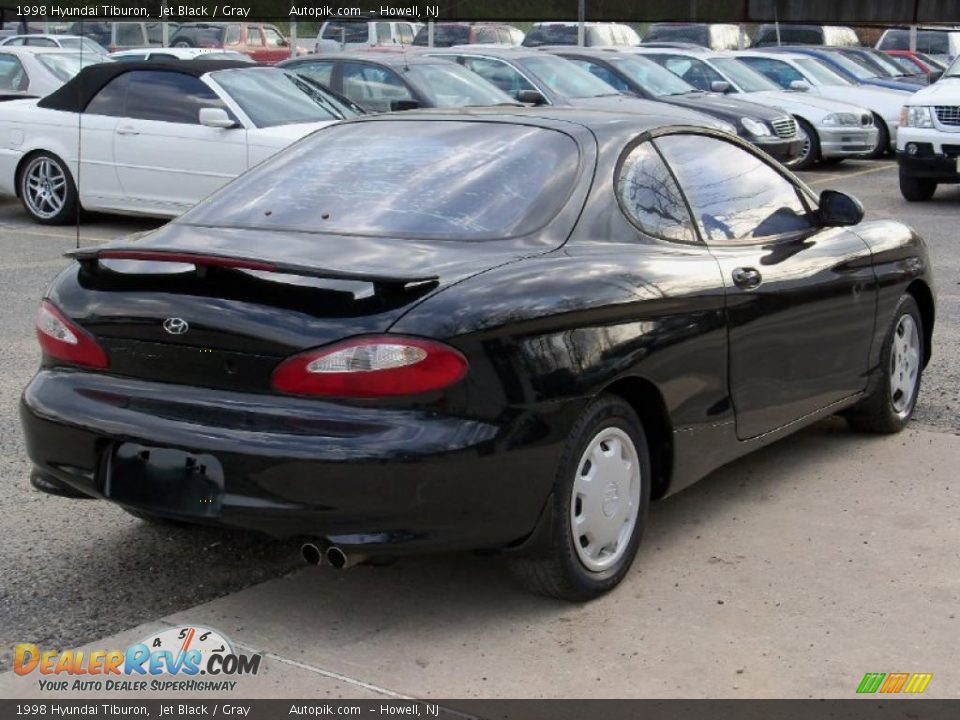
[
  {"x1": 821, "y1": 112, "x2": 860, "y2": 126},
  {"x1": 900, "y1": 106, "x2": 934, "y2": 128},
  {"x1": 741, "y1": 117, "x2": 772, "y2": 137}
]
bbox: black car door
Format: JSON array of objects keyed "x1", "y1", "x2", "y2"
[{"x1": 656, "y1": 131, "x2": 877, "y2": 439}]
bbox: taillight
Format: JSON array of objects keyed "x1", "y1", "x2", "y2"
[
  {"x1": 35, "y1": 300, "x2": 109, "y2": 369},
  {"x1": 271, "y1": 336, "x2": 467, "y2": 398}
]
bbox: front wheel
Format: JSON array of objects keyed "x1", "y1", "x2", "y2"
[
  {"x1": 846, "y1": 294, "x2": 924, "y2": 434},
  {"x1": 18, "y1": 152, "x2": 78, "y2": 225},
  {"x1": 508, "y1": 395, "x2": 650, "y2": 601},
  {"x1": 784, "y1": 117, "x2": 819, "y2": 170},
  {"x1": 899, "y1": 167, "x2": 937, "y2": 201}
]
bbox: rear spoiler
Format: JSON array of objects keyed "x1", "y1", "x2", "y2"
[{"x1": 66, "y1": 247, "x2": 438, "y2": 294}]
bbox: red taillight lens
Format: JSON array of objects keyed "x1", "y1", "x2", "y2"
[
  {"x1": 35, "y1": 300, "x2": 109, "y2": 369},
  {"x1": 271, "y1": 336, "x2": 467, "y2": 398}
]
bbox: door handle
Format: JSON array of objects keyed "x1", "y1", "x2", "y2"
[
  {"x1": 116, "y1": 125, "x2": 139, "y2": 136},
  {"x1": 732, "y1": 267, "x2": 762, "y2": 289}
]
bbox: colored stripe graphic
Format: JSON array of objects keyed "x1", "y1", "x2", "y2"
[
  {"x1": 857, "y1": 673, "x2": 886, "y2": 694},
  {"x1": 880, "y1": 673, "x2": 909, "y2": 693},
  {"x1": 903, "y1": 673, "x2": 933, "y2": 694}
]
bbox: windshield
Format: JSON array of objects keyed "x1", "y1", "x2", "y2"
[
  {"x1": 406, "y1": 63, "x2": 516, "y2": 107},
  {"x1": 796, "y1": 58, "x2": 852, "y2": 85},
  {"x1": 823, "y1": 52, "x2": 876, "y2": 79},
  {"x1": 181, "y1": 121, "x2": 580, "y2": 240},
  {"x1": 609, "y1": 55, "x2": 694, "y2": 96},
  {"x1": 521, "y1": 54, "x2": 617, "y2": 97},
  {"x1": 710, "y1": 57, "x2": 780, "y2": 91},
  {"x1": 212, "y1": 68, "x2": 359, "y2": 126},
  {"x1": 37, "y1": 53, "x2": 103, "y2": 82}
]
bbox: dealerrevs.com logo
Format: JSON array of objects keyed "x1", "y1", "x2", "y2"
[{"x1": 15, "y1": 626, "x2": 262, "y2": 692}]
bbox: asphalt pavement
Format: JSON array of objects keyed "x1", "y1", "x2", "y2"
[{"x1": 0, "y1": 159, "x2": 957, "y2": 697}]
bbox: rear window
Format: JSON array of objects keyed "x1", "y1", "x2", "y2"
[
  {"x1": 322, "y1": 22, "x2": 368, "y2": 43},
  {"x1": 180, "y1": 121, "x2": 580, "y2": 240},
  {"x1": 413, "y1": 24, "x2": 469, "y2": 47},
  {"x1": 522, "y1": 25, "x2": 578, "y2": 47}
]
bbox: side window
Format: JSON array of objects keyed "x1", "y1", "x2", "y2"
[
  {"x1": 462, "y1": 56, "x2": 535, "y2": 97},
  {"x1": 84, "y1": 73, "x2": 129, "y2": 116},
  {"x1": 616, "y1": 141, "x2": 695, "y2": 242},
  {"x1": 246, "y1": 26, "x2": 264, "y2": 47},
  {"x1": 661, "y1": 56, "x2": 720, "y2": 91},
  {"x1": 0, "y1": 54, "x2": 27, "y2": 91},
  {"x1": 657, "y1": 134, "x2": 813, "y2": 244},
  {"x1": 398, "y1": 24, "x2": 414, "y2": 45},
  {"x1": 27, "y1": 37, "x2": 57, "y2": 47},
  {"x1": 123, "y1": 71, "x2": 227, "y2": 124},
  {"x1": 263, "y1": 26, "x2": 285, "y2": 48},
  {"x1": 476, "y1": 27, "x2": 497, "y2": 44},
  {"x1": 341, "y1": 62, "x2": 412, "y2": 112},
  {"x1": 6, "y1": 38, "x2": 26, "y2": 46},
  {"x1": 116, "y1": 23, "x2": 145, "y2": 47},
  {"x1": 568, "y1": 59, "x2": 631, "y2": 93},
  {"x1": 224, "y1": 25, "x2": 241, "y2": 45},
  {"x1": 375, "y1": 22, "x2": 392, "y2": 44},
  {"x1": 289, "y1": 60, "x2": 334, "y2": 87}
]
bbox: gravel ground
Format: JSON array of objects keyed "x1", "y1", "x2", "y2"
[{"x1": 0, "y1": 158, "x2": 956, "y2": 672}]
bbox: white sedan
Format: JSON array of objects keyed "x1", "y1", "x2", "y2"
[
  {"x1": 737, "y1": 50, "x2": 912, "y2": 155},
  {"x1": 0, "y1": 46, "x2": 104, "y2": 97},
  {"x1": 0, "y1": 62, "x2": 359, "y2": 223}
]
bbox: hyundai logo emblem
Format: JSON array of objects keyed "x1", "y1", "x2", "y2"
[{"x1": 162, "y1": 317, "x2": 190, "y2": 335}]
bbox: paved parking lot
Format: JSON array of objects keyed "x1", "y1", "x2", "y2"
[{"x1": 0, "y1": 159, "x2": 957, "y2": 698}]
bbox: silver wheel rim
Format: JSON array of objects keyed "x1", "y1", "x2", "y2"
[
  {"x1": 23, "y1": 157, "x2": 67, "y2": 220},
  {"x1": 889, "y1": 314, "x2": 920, "y2": 415},
  {"x1": 786, "y1": 124, "x2": 812, "y2": 168},
  {"x1": 570, "y1": 427, "x2": 641, "y2": 573}
]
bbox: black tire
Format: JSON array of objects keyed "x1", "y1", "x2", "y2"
[
  {"x1": 846, "y1": 294, "x2": 924, "y2": 434},
  {"x1": 18, "y1": 151, "x2": 79, "y2": 225},
  {"x1": 899, "y1": 166, "x2": 937, "y2": 201},
  {"x1": 865, "y1": 114, "x2": 889, "y2": 159},
  {"x1": 508, "y1": 395, "x2": 651, "y2": 601},
  {"x1": 785, "y1": 117, "x2": 820, "y2": 170}
]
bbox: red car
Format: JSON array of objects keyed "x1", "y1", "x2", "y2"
[
  {"x1": 169, "y1": 22, "x2": 293, "y2": 64},
  {"x1": 882, "y1": 49, "x2": 947, "y2": 80}
]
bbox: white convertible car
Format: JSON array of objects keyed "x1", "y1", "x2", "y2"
[{"x1": 0, "y1": 60, "x2": 360, "y2": 223}]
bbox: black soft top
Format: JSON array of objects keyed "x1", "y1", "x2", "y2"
[{"x1": 38, "y1": 60, "x2": 253, "y2": 112}]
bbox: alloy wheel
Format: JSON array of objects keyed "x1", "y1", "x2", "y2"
[
  {"x1": 785, "y1": 124, "x2": 812, "y2": 169},
  {"x1": 570, "y1": 427, "x2": 641, "y2": 572},
  {"x1": 889, "y1": 314, "x2": 920, "y2": 415},
  {"x1": 23, "y1": 157, "x2": 67, "y2": 220}
]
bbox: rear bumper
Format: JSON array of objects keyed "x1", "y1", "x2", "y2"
[
  {"x1": 20, "y1": 369, "x2": 567, "y2": 555},
  {"x1": 817, "y1": 125, "x2": 879, "y2": 158}
]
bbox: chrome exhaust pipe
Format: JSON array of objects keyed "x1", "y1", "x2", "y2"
[
  {"x1": 301, "y1": 542, "x2": 324, "y2": 566},
  {"x1": 325, "y1": 545, "x2": 364, "y2": 570}
]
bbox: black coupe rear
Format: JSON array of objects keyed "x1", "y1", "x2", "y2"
[{"x1": 21, "y1": 109, "x2": 935, "y2": 601}]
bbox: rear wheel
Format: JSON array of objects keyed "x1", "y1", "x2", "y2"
[
  {"x1": 899, "y1": 167, "x2": 937, "y2": 201},
  {"x1": 846, "y1": 294, "x2": 924, "y2": 434},
  {"x1": 509, "y1": 395, "x2": 650, "y2": 601},
  {"x1": 784, "y1": 117, "x2": 819, "y2": 170},
  {"x1": 18, "y1": 152, "x2": 78, "y2": 225},
  {"x1": 865, "y1": 114, "x2": 889, "y2": 159}
]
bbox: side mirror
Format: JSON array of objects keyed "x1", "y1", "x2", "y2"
[
  {"x1": 390, "y1": 99, "x2": 421, "y2": 111},
  {"x1": 818, "y1": 189, "x2": 864, "y2": 226},
  {"x1": 789, "y1": 79, "x2": 811, "y2": 92},
  {"x1": 199, "y1": 108, "x2": 238, "y2": 128},
  {"x1": 517, "y1": 89, "x2": 547, "y2": 105},
  {"x1": 711, "y1": 80, "x2": 731, "y2": 93}
]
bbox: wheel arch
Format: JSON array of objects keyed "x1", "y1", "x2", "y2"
[
  {"x1": 906, "y1": 279, "x2": 935, "y2": 367},
  {"x1": 600, "y1": 376, "x2": 673, "y2": 500}
]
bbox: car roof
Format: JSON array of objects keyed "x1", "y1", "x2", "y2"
[
  {"x1": 737, "y1": 50, "x2": 812, "y2": 61},
  {"x1": 37, "y1": 59, "x2": 254, "y2": 112},
  {"x1": 291, "y1": 52, "x2": 454, "y2": 66},
  {"x1": 424, "y1": 46, "x2": 545, "y2": 60}
]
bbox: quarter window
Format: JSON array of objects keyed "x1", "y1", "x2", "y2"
[
  {"x1": 656, "y1": 134, "x2": 813, "y2": 244},
  {"x1": 263, "y1": 26, "x2": 285, "y2": 48},
  {"x1": 616, "y1": 142, "x2": 696, "y2": 243},
  {"x1": 0, "y1": 54, "x2": 26, "y2": 91}
]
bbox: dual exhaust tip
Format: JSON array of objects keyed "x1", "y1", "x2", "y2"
[{"x1": 301, "y1": 542, "x2": 363, "y2": 570}]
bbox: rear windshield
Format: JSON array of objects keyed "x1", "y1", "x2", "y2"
[
  {"x1": 413, "y1": 24, "x2": 469, "y2": 47},
  {"x1": 180, "y1": 121, "x2": 580, "y2": 240},
  {"x1": 644, "y1": 25, "x2": 709, "y2": 45}
]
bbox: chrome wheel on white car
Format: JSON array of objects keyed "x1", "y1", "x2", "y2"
[{"x1": 19, "y1": 153, "x2": 77, "y2": 225}]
